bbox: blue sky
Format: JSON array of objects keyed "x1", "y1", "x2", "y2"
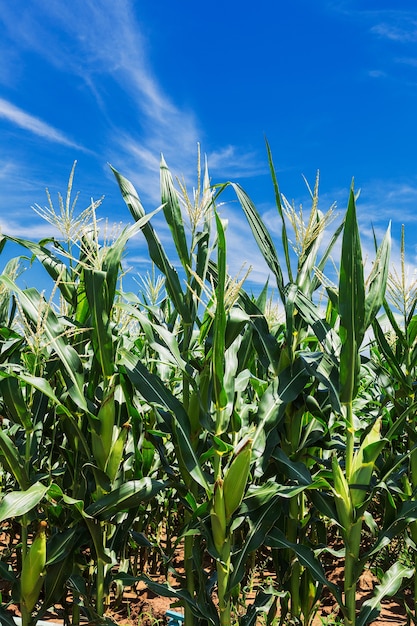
[{"x1": 1, "y1": 1, "x2": 417, "y2": 293}]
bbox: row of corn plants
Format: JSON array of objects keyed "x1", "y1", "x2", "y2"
[{"x1": 0, "y1": 145, "x2": 417, "y2": 626}]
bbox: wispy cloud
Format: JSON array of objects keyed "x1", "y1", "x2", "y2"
[
  {"x1": 370, "y1": 19, "x2": 417, "y2": 43},
  {"x1": 368, "y1": 69, "x2": 387, "y2": 79},
  {"x1": 0, "y1": 0, "x2": 263, "y2": 202},
  {"x1": 395, "y1": 56, "x2": 417, "y2": 67},
  {"x1": 327, "y1": 5, "x2": 417, "y2": 45},
  {"x1": 0, "y1": 98, "x2": 85, "y2": 150},
  {"x1": 208, "y1": 146, "x2": 267, "y2": 179}
]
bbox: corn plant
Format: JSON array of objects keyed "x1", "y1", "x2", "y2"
[
  {"x1": 370, "y1": 225, "x2": 417, "y2": 623},
  {"x1": 0, "y1": 168, "x2": 167, "y2": 624},
  {"x1": 2, "y1": 146, "x2": 417, "y2": 626},
  {"x1": 216, "y1": 142, "x2": 346, "y2": 623}
]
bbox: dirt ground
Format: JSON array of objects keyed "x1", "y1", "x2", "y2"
[
  {"x1": 6, "y1": 565, "x2": 408, "y2": 626},
  {"x1": 1, "y1": 529, "x2": 411, "y2": 625}
]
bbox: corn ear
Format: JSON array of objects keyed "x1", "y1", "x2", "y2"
[
  {"x1": 331, "y1": 453, "x2": 352, "y2": 529},
  {"x1": 349, "y1": 418, "x2": 386, "y2": 507},
  {"x1": 92, "y1": 388, "x2": 116, "y2": 471},
  {"x1": 99, "y1": 388, "x2": 116, "y2": 455},
  {"x1": 211, "y1": 479, "x2": 227, "y2": 553},
  {"x1": 105, "y1": 422, "x2": 130, "y2": 482},
  {"x1": 223, "y1": 439, "x2": 252, "y2": 521},
  {"x1": 21, "y1": 521, "x2": 47, "y2": 613}
]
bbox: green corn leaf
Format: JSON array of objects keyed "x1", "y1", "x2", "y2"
[
  {"x1": 190, "y1": 230, "x2": 210, "y2": 301},
  {"x1": 365, "y1": 500, "x2": 417, "y2": 560},
  {"x1": 363, "y1": 223, "x2": 391, "y2": 331},
  {"x1": 372, "y1": 318, "x2": 409, "y2": 388},
  {"x1": 0, "y1": 371, "x2": 33, "y2": 430},
  {"x1": 309, "y1": 489, "x2": 339, "y2": 522},
  {"x1": 206, "y1": 259, "x2": 281, "y2": 370},
  {"x1": 242, "y1": 481, "x2": 286, "y2": 510},
  {"x1": 266, "y1": 526, "x2": 343, "y2": 606},
  {"x1": 0, "y1": 279, "x2": 87, "y2": 410},
  {"x1": 272, "y1": 448, "x2": 312, "y2": 486},
  {"x1": 110, "y1": 165, "x2": 191, "y2": 323},
  {"x1": 310, "y1": 218, "x2": 345, "y2": 294},
  {"x1": 292, "y1": 287, "x2": 340, "y2": 355},
  {"x1": 339, "y1": 186, "x2": 365, "y2": 403},
  {"x1": 85, "y1": 478, "x2": 165, "y2": 519},
  {"x1": 137, "y1": 575, "x2": 219, "y2": 625},
  {"x1": 284, "y1": 283, "x2": 297, "y2": 364},
  {"x1": 110, "y1": 164, "x2": 147, "y2": 221},
  {"x1": 0, "y1": 428, "x2": 29, "y2": 489},
  {"x1": 40, "y1": 553, "x2": 75, "y2": 616},
  {"x1": 357, "y1": 562, "x2": 414, "y2": 626},
  {"x1": 120, "y1": 349, "x2": 208, "y2": 490},
  {"x1": 219, "y1": 181, "x2": 285, "y2": 300},
  {"x1": 255, "y1": 279, "x2": 270, "y2": 313},
  {"x1": 83, "y1": 517, "x2": 113, "y2": 565},
  {"x1": 240, "y1": 588, "x2": 280, "y2": 626},
  {"x1": 265, "y1": 138, "x2": 293, "y2": 283},
  {"x1": 45, "y1": 527, "x2": 82, "y2": 566},
  {"x1": 118, "y1": 303, "x2": 191, "y2": 374},
  {"x1": 0, "y1": 482, "x2": 48, "y2": 522},
  {"x1": 237, "y1": 288, "x2": 281, "y2": 371},
  {"x1": 0, "y1": 607, "x2": 18, "y2": 626},
  {"x1": 84, "y1": 269, "x2": 114, "y2": 378},
  {"x1": 0, "y1": 560, "x2": 15, "y2": 583},
  {"x1": 213, "y1": 212, "x2": 228, "y2": 431},
  {"x1": 299, "y1": 351, "x2": 341, "y2": 414},
  {"x1": 382, "y1": 297, "x2": 406, "y2": 345},
  {"x1": 228, "y1": 496, "x2": 281, "y2": 591},
  {"x1": 5, "y1": 236, "x2": 75, "y2": 304},
  {"x1": 103, "y1": 213, "x2": 162, "y2": 307},
  {"x1": 160, "y1": 154, "x2": 190, "y2": 270},
  {"x1": 408, "y1": 315, "x2": 417, "y2": 342},
  {"x1": 252, "y1": 361, "x2": 310, "y2": 459},
  {"x1": 12, "y1": 372, "x2": 91, "y2": 456}
]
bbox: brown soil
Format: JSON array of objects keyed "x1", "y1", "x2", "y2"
[
  {"x1": 1, "y1": 530, "x2": 411, "y2": 625},
  {"x1": 3, "y1": 563, "x2": 410, "y2": 626}
]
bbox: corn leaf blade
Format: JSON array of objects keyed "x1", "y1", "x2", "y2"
[{"x1": 0, "y1": 482, "x2": 48, "y2": 522}]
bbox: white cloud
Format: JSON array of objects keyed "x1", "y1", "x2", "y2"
[
  {"x1": 208, "y1": 146, "x2": 267, "y2": 179},
  {"x1": 368, "y1": 69, "x2": 387, "y2": 79},
  {"x1": 0, "y1": 98, "x2": 86, "y2": 151},
  {"x1": 371, "y1": 20, "x2": 417, "y2": 43},
  {"x1": 0, "y1": 0, "x2": 263, "y2": 205},
  {"x1": 0, "y1": 216, "x2": 58, "y2": 240},
  {"x1": 395, "y1": 56, "x2": 417, "y2": 67}
]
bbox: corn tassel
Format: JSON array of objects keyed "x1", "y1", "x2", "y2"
[
  {"x1": 21, "y1": 521, "x2": 47, "y2": 614},
  {"x1": 223, "y1": 439, "x2": 252, "y2": 521}
]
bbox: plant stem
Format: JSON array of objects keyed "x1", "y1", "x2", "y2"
[
  {"x1": 343, "y1": 517, "x2": 362, "y2": 626},
  {"x1": 21, "y1": 601, "x2": 31, "y2": 626},
  {"x1": 183, "y1": 520, "x2": 195, "y2": 626},
  {"x1": 288, "y1": 495, "x2": 300, "y2": 618},
  {"x1": 345, "y1": 403, "x2": 354, "y2": 481},
  {"x1": 21, "y1": 431, "x2": 32, "y2": 626},
  {"x1": 217, "y1": 539, "x2": 231, "y2": 626},
  {"x1": 72, "y1": 597, "x2": 81, "y2": 626},
  {"x1": 96, "y1": 522, "x2": 107, "y2": 617}
]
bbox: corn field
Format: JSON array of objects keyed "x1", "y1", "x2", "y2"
[{"x1": 1, "y1": 144, "x2": 417, "y2": 626}]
